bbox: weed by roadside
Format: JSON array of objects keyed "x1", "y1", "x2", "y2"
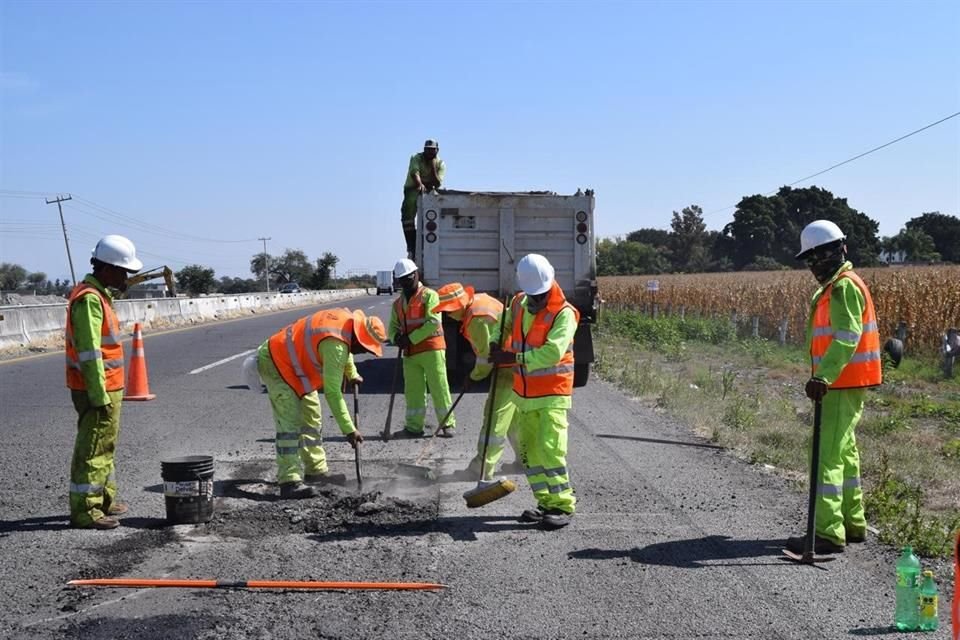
[{"x1": 596, "y1": 310, "x2": 960, "y2": 558}]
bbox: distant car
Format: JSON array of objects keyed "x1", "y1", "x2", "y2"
[{"x1": 279, "y1": 283, "x2": 301, "y2": 294}]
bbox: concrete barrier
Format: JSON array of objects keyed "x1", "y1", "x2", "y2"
[{"x1": 0, "y1": 289, "x2": 371, "y2": 350}]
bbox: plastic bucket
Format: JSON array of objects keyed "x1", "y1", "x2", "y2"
[{"x1": 161, "y1": 455, "x2": 215, "y2": 524}]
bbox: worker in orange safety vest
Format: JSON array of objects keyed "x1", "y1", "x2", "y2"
[{"x1": 786, "y1": 220, "x2": 882, "y2": 556}]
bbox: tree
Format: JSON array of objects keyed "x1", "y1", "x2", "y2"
[
  {"x1": 0, "y1": 263, "x2": 27, "y2": 290},
  {"x1": 27, "y1": 272, "x2": 47, "y2": 288},
  {"x1": 722, "y1": 186, "x2": 881, "y2": 268},
  {"x1": 310, "y1": 252, "x2": 340, "y2": 289},
  {"x1": 669, "y1": 205, "x2": 709, "y2": 272},
  {"x1": 271, "y1": 249, "x2": 314, "y2": 285},
  {"x1": 218, "y1": 276, "x2": 259, "y2": 294},
  {"x1": 626, "y1": 228, "x2": 671, "y2": 248},
  {"x1": 175, "y1": 264, "x2": 217, "y2": 296},
  {"x1": 250, "y1": 252, "x2": 273, "y2": 289},
  {"x1": 597, "y1": 238, "x2": 669, "y2": 275},
  {"x1": 905, "y1": 212, "x2": 960, "y2": 263},
  {"x1": 883, "y1": 228, "x2": 940, "y2": 263}
]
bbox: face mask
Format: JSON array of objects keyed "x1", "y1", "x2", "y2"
[
  {"x1": 806, "y1": 248, "x2": 844, "y2": 283},
  {"x1": 526, "y1": 293, "x2": 548, "y2": 313}
]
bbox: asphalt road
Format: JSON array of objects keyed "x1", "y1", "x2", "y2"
[{"x1": 0, "y1": 294, "x2": 949, "y2": 639}]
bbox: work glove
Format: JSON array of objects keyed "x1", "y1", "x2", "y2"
[
  {"x1": 488, "y1": 344, "x2": 516, "y2": 366},
  {"x1": 346, "y1": 431, "x2": 364, "y2": 448},
  {"x1": 394, "y1": 333, "x2": 412, "y2": 350},
  {"x1": 804, "y1": 377, "x2": 828, "y2": 401},
  {"x1": 347, "y1": 375, "x2": 363, "y2": 388}
]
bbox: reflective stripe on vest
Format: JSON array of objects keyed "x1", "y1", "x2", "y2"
[
  {"x1": 511, "y1": 284, "x2": 580, "y2": 399},
  {"x1": 267, "y1": 308, "x2": 353, "y2": 397},
  {"x1": 810, "y1": 270, "x2": 882, "y2": 389},
  {"x1": 65, "y1": 283, "x2": 125, "y2": 391},
  {"x1": 394, "y1": 287, "x2": 445, "y2": 355}
]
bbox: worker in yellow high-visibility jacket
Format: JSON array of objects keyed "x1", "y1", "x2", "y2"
[
  {"x1": 388, "y1": 259, "x2": 456, "y2": 438},
  {"x1": 65, "y1": 235, "x2": 143, "y2": 529},
  {"x1": 433, "y1": 283, "x2": 523, "y2": 481}
]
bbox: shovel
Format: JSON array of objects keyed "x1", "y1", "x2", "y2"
[
  {"x1": 381, "y1": 345, "x2": 403, "y2": 441},
  {"x1": 352, "y1": 383, "x2": 362, "y2": 489},
  {"x1": 394, "y1": 381, "x2": 469, "y2": 481},
  {"x1": 782, "y1": 397, "x2": 835, "y2": 566}
]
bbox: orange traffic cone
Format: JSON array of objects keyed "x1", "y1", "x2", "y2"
[{"x1": 124, "y1": 323, "x2": 156, "y2": 401}]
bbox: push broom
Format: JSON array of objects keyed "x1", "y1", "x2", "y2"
[{"x1": 464, "y1": 298, "x2": 516, "y2": 508}]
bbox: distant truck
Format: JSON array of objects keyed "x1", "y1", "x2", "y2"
[
  {"x1": 375, "y1": 270, "x2": 394, "y2": 296},
  {"x1": 415, "y1": 189, "x2": 600, "y2": 387}
]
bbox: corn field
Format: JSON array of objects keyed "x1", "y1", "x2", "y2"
[{"x1": 599, "y1": 266, "x2": 960, "y2": 355}]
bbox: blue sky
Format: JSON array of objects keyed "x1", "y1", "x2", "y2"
[{"x1": 2, "y1": 0, "x2": 958, "y2": 281}]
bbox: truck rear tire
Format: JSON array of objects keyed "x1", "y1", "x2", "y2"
[{"x1": 573, "y1": 363, "x2": 590, "y2": 388}]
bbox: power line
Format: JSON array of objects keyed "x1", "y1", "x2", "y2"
[{"x1": 702, "y1": 110, "x2": 960, "y2": 219}]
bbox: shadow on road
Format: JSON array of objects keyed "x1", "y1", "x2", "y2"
[
  {"x1": 568, "y1": 534, "x2": 786, "y2": 568},
  {"x1": 120, "y1": 516, "x2": 169, "y2": 530},
  {"x1": 848, "y1": 627, "x2": 900, "y2": 636},
  {"x1": 309, "y1": 514, "x2": 533, "y2": 543},
  {"x1": 596, "y1": 434, "x2": 725, "y2": 450},
  {"x1": 0, "y1": 514, "x2": 71, "y2": 535}
]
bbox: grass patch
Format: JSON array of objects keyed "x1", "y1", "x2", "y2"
[{"x1": 596, "y1": 310, "x2": 960, "y2": 558}]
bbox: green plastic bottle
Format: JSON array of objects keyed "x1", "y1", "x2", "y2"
[
  {"x1": 895, "y1": 546, "x2": 921, "y2": 630},
  {"x1": 918, "y1": 570, "x2": 939, "y2": 631}
]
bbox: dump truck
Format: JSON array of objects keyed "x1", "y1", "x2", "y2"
[{"x1": 414, "y1": 189, "x2": 599, "y2": 387}]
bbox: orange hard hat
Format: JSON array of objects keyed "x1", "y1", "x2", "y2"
[
  {"x1": 433, "y1": 283, "x2": 475, "y2": 313},
  {"x1": 352, "y1": 310, "x2": 386, "y2": 357}
]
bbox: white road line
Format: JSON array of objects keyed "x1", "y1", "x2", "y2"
[{"x1": 189, "y1": 348, "x2": 257, "y2": 375}]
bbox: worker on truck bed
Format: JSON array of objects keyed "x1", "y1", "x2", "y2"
[
  {"x1": 257, "y1": 308, "x2": 386, "y2": 499},
  {"x1": 786, "y1": 220, "x2": 881, "y2": 555},
  {"x1": 401, "y1": 139, "x2": 445, "y2": 258},
  {"x1": 65, "y1": 235, "x2": 143, "y2": 529},
  {"x1": 490, "y1": 254, "x2": 579, "y2": 530},
  {"x1": 389, "y1": 258, "x2": 456, "y2": 438},
  {"x1": 432, "y1": 282, "x2": 524, "y2": 480}
]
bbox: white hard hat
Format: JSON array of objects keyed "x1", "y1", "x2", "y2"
[
  {"x1": 92, "y1": 234, "x2": 143, "y2": 272},
  {"x1": 394, "y1": 258, "x2": 417, "y2": 279},
  {"x1": 516, "y1": 253, "x2": 555, "y2": 295},
  {"x1": 796, "y1": 220, "x2": 846, "y2": 259},
  {"x1": 241, "y1": 354, "x2": 263, "y2": 393}
]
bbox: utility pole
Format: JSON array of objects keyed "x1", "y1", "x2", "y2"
[
  {"x1": 258, "y1": 237, "x2": 271, "y2": 292},
  {"x1": 46, "y1": 194, "x2": 76, "y2": 284}
]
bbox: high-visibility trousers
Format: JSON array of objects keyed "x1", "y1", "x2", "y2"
[
  {"x1": 814, "y1": 387, "x2": 867, "y2": 545},
  {"x1": 517, "y1": 403, "x2": 575, "y2": 514},
  {"x1": 69, "y1": 389, "x2": 123, "y2": 527},
  {"x1": 258, "y1": 343, "x2": 328, "y2": 485},
  {"x1": 469, "y1": 371, "x2": 522, "y2": 481},
  {"x1": 402, "y1": 349, "x2": 455, "y2": 433}
]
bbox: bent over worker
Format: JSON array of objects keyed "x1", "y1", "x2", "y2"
[
  {"x1": 66, "y1": 235, "x2": 143, "y2": 529},
  {"x1": 389, "y1": 258, "x2": 456, "y2": 438},
  {"x1": 258, "y1": 308, "x2": 386, "y2": 499},
  {"x1": 786, "y1": 220, "x2": 881, "y2": 555},
  {"x1": 432, "y1": 282, "x2": 523, "y2": 480},
  {"x1": 400, "y1": 139, "x2": 445, "y2": 258},
  {"x1": 490, "y1": 254, "x2": 579, "y2": 530}
]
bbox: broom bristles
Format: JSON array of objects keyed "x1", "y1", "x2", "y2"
[{"x1": 463, "y1": 478, "x2": 517, "y2": 508}]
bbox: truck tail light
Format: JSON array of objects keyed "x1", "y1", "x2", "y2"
[
  {"x1": 576, "y1": 211, "x2": 587, "y2": 222},
  {"x1": 427, "y1": 232, "x2": 437, "y2": 243},
  {"x1": 576, "y1": 222, "x2": 587, "y2": 233}
]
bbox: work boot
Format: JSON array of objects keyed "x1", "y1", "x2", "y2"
[
  {"x1": 846, "y1": 527, "x2": 867, "y2": 543},
  {"x1": 392, "y1": 428, "x2": 424, "y2": 439},
  {"x1": 304, "y1": 472, "x2": 347, "y2": 486},
  {"x1": 785, "y1": 535, "x2": 845, "y2": 555},
  {"x1": 279, "y1": 482, "x2": 319, "y2": 500},
  {"x1": 78, "y1": 516, "x2": 119, "y2": 530},
  {"x1": 541, "y1": 509, "x2": 573, "y2": 530},
  {"x1": 518, "y1": 506, "x2": 545, "y2": 523},
  {"x1": 436, "y1": 426, "x2": 454, "y2": 439},
  {"x1": 106, "y1": 503, "x2": 129, "y2": 516}
]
